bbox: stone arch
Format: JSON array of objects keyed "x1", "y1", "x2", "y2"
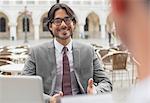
[
  {"x1": 39, "y1": 12, "x2": 52, "y2": 39},
  {"x1": 0, "y1": 12, "x2": 9, "y2": 39},
  {"x1": 84, "y1": 12, "x2": 100, "y2": 38},
  {"x1": 16, "y1": 13, "x2": 34, "y2": 40},
  {"x1": 106, "y1": 13, "x2": 119, "y2": 46},
  {"x1": 106, "y1": 13, "x2": 115, "y2": 33},
  {"x1": 106, "y1": 13, "x2": 118, "y2": 38}
]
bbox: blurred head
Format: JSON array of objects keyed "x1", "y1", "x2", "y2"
[
  {"x1": 111, "y1": 0, "x2": 150, "y2": 79},
  {"x1": 47, "y1": 3, "x2": 77, "y2": 40}
]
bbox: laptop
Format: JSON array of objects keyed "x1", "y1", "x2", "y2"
[
  {"x1": 0, "y1": 75, "x2": 44, "y2": 103},
  {"x1": 61, "y1": 94, "x2": 114, "y2": 103}
]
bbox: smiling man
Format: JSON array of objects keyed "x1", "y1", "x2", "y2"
[{"x1": 22, "y1": 3, "x2": 112, "y2": 103}]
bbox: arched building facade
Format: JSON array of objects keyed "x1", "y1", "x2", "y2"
[{"x1": 0, "y1": 0, "x2": 114, "y2": 40}]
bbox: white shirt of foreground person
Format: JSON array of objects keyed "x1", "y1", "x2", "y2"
[
  {"x1": 127, "y1": 76, "x2": 150, "y2": 103},
  {"x1": 61, "y1": 93, "x2": 114, "y2": 103}
]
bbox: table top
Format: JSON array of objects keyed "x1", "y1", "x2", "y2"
[{"x1": 0, "y1": 64, "x2": 24, "y2": 73}]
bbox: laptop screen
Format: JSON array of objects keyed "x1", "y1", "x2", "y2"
[{"x1": 0, "y1": 75, "x2": 44, "y2": 103}]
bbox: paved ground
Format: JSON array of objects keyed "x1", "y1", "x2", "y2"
[{"x1": 0, "y1": 38, "x2": 120, "y2": 47}]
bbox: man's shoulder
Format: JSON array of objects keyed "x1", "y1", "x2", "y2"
[
  {"x1": 32, "y1": 41, "x2": 53, "y2": 49},
  {"x1": 73, "y1": 41, "x2": 93, "y2": 49},
  {"x1": 127, "y1": 76, "x2": 150, "y2": 103}
]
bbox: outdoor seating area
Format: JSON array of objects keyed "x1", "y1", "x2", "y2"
[
  {"x1": 0, "y1": 44, "x2": 29, "y2": 75},
  {"x1": 93, "y1": 44, "x2": 139, "y2": 88},
  {"x1": 0, "y1": 42, "x2": 139, "y2": 88}
]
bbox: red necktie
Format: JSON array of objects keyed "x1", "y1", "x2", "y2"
[{"x1": 62, "y1": 47, "x2": 72, "y2": 95}]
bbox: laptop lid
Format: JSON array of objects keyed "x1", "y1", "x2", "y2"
[{"x1": 0, "y1": 75, "x2": 44, "y2": 103}]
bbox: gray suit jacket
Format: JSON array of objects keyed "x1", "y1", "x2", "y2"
[{"x1": 22, "y1": 40, "x2": 112, "y2": 103}]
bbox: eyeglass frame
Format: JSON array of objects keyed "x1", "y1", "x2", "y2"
[{"x1": 50, "y1": 16, "x2": 74, "y2": 26}]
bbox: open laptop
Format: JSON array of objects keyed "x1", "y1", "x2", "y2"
[
  {"x1": 61, "y1": 94, "x2": 114, "y2": 103},
  {"x1": 0, "y1": 75, "x2": 44, "y2": 103}
]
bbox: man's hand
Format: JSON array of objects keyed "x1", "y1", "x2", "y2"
[
  {"x1": 87, "y1": 78, "x2": 96, "y2": 95},
  {"x1": 50, "y1": 91, "x2": 63, "y2": 103}
]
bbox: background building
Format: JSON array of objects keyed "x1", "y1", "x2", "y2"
[{"x1": 0, "y1": 0, "x2": 116, "y2": 41}]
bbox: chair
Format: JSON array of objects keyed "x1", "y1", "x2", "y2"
[
  {"x1": 0, "y1": 56, "x2": 12, "y2": 61},
  {"x1": 102, "y1": 52, "x2": 130, "y2": 87},
  {"x1": 96, "y1": 49, "x2": 111, "y2": 65},
  {"x1": 0, "y1": 59, "x2": 14, "y2": 66},
  {"x1": 117, "y1": 44, "x2": 127, "y2": 51},
  {"x1": 0, "y1": 49, "x2": 12, "y2": 56},
  {"x1": 129, "y1": 55, "x2": 140, "y2": 84},
  {"x1": 99, "y1": 49, "x2": 109, "y2": 57}
]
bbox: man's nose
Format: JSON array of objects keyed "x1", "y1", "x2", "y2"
[{"x1": 60, "y1": 20, "x2": 67, "y2": 27}]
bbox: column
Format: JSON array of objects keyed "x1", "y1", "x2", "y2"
[
  {"x1": 79, "y1": 24, "x2": 85, "y2": 39},
  {"x1": 100, "y1": 24, "x2": 106, "y2": 39},
  {"x1": 100, "y1": 14, "x2": 107, "y2": 39},
  {"x1": 9, "y1": 24, "x2": 17, "y2": 40},
  {"x1": 34, "y1": 24, "x2": 40, "y2": 40},
  {"x1": 34, "y1": 0, "x2": 38, "y2": 5}
]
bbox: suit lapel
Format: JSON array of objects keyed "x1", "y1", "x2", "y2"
[
  {"x1": 47, "y1": 40, "x2": 57, "y2": 95},
  {"x1": 72, "y1": 41, "x2": 86, "y2": 94},
  {"x1": 72, "y1": 41, "x2": 80, "y2": 73}
]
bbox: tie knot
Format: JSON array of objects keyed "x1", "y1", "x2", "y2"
[{"x1": 62, "y1": 47, "x2": 68, "y2": 53}]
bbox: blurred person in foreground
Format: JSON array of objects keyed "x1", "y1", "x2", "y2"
[
  {"x1": 22, "y1": 3, "x2": 112, "y2": 103},
  {"x1": 111, "y1": 0, "x2": 150, "y2": 102}
]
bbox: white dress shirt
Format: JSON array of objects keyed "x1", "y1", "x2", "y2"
[
  {"x1": 127, "y1": 76, "x2": 150, "y2": 103},
  {"x1": 54, "y1": 38, "x2": 74, "y2": 75},
  {"x1": 53, "y1": 38, "x2": 81, "y2": 95}
]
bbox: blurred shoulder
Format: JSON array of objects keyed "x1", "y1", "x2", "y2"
[
  {"x1": 30, "y1": 40, "x2": 53, "y2": 51},
  {"x1": 127, "y1": 76, "x2": 150, "y2": 103},
  {"x1": 73, "y1": 41, "x2": 93, "y2": 50}
]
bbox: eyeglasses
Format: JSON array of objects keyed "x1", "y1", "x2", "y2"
[{"x1": 51, "y1": 17, "x2": 73, "y2": 26}]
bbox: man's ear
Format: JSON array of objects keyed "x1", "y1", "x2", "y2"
[
  {"x1": 72, "y1": 21, "x2": 76, "y2": 30},
  {"x1": 49, "y1": 24, "x2": 52, "y2": 31},
  {"x1": 112, "y1": 0, "x2": 127, "y2": 15}
]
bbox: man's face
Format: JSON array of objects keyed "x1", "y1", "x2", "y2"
[{"x1": 49, "y1": 9, "x2": 75, "y2": 41}]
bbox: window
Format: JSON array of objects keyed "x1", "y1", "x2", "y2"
[
  {"x1": 3, "y1": 1, "x2": 9, "y2": 5},
  {"x1": 43, "y1": 17, "x2": 48, "y2": 32},
  {"x1": 26, "y1": 1, "x2": 34, "y2": 5},
  {"x1": 99, "y1": 25, "x2": 101, "y2": 31},
  {"x1": 23, "y1": 17, "x2": 30, "y2": 32},
  {"x1": 0, "y1": 17, "x2": 6, "y2": 32},
  {"x1": 84, "y1": 18, "x2": 89, "y2": 31},
  {"x1": 16, "y1": 1, "x2": 23, "y2": 4}
]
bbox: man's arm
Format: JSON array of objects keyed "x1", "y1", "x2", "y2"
[
  {"x1": 21, "y1": 48, "x2": 51, "y2": 103},
  {"x1": 21, "y1": 47, "x2": 36, "y2": 75},
  {"x1": 93, "y1": 49, "x2": 113, "y2": 93}
]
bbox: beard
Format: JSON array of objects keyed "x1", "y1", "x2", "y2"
[{"x1": 55, "y1": 28, "x2": 73, "y2": 40}]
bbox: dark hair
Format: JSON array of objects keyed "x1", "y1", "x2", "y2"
[{"x1": 47, "y1": 3, "x2": 77, "y2": 37}]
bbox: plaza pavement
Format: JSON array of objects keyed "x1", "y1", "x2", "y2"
[{"x1": 0, "y1": 38, "x2": 120, "y2": 48}]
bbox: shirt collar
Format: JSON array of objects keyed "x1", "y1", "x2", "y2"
[{"x1": 54, "y1": 38, "x2": 72, "y2": 53}]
